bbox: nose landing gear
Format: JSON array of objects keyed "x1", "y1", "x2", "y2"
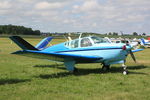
[
  {"x1": 122, "y1": 63, "x2": 128, "y2": 75},
  {"x1": 102, "y1": 61, "x2": 128, "y2": 75}
]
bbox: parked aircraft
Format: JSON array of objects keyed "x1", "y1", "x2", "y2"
[
  {"x1": 9, "y1": 36, "x2": 143, "y2": 75},
  {"x1": 140, "y1": 38, "x2": 150, "y2": 47},
  {"x1": 106, "y1": 37, "x2": 139, "y2": 49}
]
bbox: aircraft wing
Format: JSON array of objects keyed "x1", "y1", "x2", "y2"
[{"x1": 12, "y1": 50, "x2": 103, "y2": 63}]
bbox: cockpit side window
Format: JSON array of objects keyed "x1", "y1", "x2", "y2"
[
  {"x1": 91, "y1": 37, "x2": 109, "y2": 44},
  {"x1": 74, "y1": 40, "x2": 79, "y2": 48},
  {"x1": 65, "y1": 39, "x2": 79, "y2": 48},
  {"x1": 70, "y1": 40, "x2": 79, "y2": 48},
  {"x1": 81, "y1": 38, "x2": 92, "y2": 47},
  {"x1": 70, "y1": 40, "x2": 75, "y2": 48}
]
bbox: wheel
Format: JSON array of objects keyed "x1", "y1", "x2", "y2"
[
  {"x1": 73, "y1": 67, "x2": 78, "y2": 73},
  {"x1": 69, "y1": 67, "x2": 78, "y2": 74},
  {"x1": 123, "y1": 70, "x2": 128, "y2": 75},
  {"x1": 102, "y1": 65, "x2": 110, "y2": 71},
  {"x1": 102, "y1": 66, "x2": 107, "y2": 71}
]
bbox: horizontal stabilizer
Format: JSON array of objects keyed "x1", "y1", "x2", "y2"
[
  {"x1": 35, "y1": 37, "x2": 53, "y2": 50},
  {"x1": 9, "y1": 36, "x2": 38, "y2": 50}
]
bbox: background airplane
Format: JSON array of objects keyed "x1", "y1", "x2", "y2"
[
  {"x1": 105, "y1": 37, "x2": 139, "y2": 49},
  {"x1": 10, "y1": 36, "x2": 143, "y2": 75},
  {"x1": 140, "y1": 38, "x2": 150, "y2": 47}
]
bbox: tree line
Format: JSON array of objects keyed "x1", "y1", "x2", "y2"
[
  {"x1": 0, "y1": 25, "x2": 147, "y2": 37},
  {"x1": 0, "y1": 25, "x2": 41, "y2": 35}
]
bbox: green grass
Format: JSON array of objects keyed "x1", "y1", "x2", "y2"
[{"x1": 0, "y1": 37, "x2": 150, "y2": 100}]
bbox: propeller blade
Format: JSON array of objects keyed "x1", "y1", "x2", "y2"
[{"x1": 129, "y1": 50, "x2": 136, "y2": 63}]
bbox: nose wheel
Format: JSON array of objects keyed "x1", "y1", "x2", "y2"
[
  {"x1": 122, "y1": 63, "x2": 128, "y2": 75},
  {"x1": 123, "y1": 70, "x2": 128, "y2": 75}
]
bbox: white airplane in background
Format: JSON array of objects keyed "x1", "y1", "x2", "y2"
[
  {"x1": 106, "y1": 37, "x2": 139, "y2": 49},
  {"x1": 140, "y1": 38, "x2": 150, "y2": 47}
]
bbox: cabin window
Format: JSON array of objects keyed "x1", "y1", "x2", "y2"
[
  {"x1": 91, "y1": 36, "x2": 109, "y2": 44},
  {"x1": 81, "y1": 38, "x2": 92, "y2": 47},
  {"x1": 65, "y1": 42, "x2": 69, "y2": 47},
  {"x1": 70, "y1": 40, "x2": 75, "y2": 48},
  {"x1": 74, "y1": 40, "x2": 79, "y2": 48},
  {"x1": 68, "y1": 40, "x2": 79, "y2": 48}
]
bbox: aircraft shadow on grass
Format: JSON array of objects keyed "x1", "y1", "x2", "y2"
[
  {"x1": 33, "y1": 64, "x2": 65, "y2": 70},
  {"x1": 36, "y1": 64, "x2": 149, "y2": 79},
  {"x1": 0, "y1": 79, "x2": 31, "y2": 85}
]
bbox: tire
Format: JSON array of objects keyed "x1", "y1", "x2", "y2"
[
  {"x1": 73, "y1": 67, "x2": 78, "y2": 73},
  {"x1": 102, "y1": 65, "x2": 110, "y2": 71}
]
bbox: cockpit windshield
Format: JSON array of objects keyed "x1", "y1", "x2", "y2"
[{"x1": 91, "y1": 36, "x2": 110, "y2": 44}]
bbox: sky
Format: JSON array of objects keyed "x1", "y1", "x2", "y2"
[{"x1": 0, "y1": 0, "x2": 150, "y2": 34}]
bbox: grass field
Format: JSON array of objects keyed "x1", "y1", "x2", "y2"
[{"x1": 0, "y1": 37, "x2": 150, "y2": 100}]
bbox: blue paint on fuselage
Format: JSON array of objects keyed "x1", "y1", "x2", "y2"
[
  {"x1": 40, "y1": 41, "x2": 130, "y2": 64},
  {"x1": 42, "y1": 43, "x2": 68, "y2": 52}
]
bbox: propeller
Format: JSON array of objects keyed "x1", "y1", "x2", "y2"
[
  {"x1": 129, "y1": 50, "x2": 136, "y2": 63},
  {"x1": 124, "y1": 41, "x2": 137, "y2": 63}
]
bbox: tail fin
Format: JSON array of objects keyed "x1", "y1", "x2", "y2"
[
  {"x1": 35, "y1": 37, "x2": 53, "y2": 50},
  {"x1": 140, "y1": 38, "x2": 146, "y2": 45},
  {"x1": 9, "y1": 36, "x2": 38, "y2": 50}
]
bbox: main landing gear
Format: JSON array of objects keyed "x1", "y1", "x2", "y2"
[
  {"x1": 73, "y1": 67, "x2": 78, "y2": 73},
  {"x1": 102, "y1": 64, "x2": 110, "y2": 72},
  {"x1": 64, "y1": 60, "x2": 78, "y2": 73},
  {"x1": 68, "y1": 67, "x2": 79, "y2": 73}
]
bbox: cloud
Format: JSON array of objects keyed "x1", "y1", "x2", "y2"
[
  {"x1": 34, "y1": 1, "x2": 66, "y2": 10},
  {"x1": 80, "y1": 0, "x2": 100, "y2": 11},
  {"x1": 0, "y1": 1, "x2": 12, "y2": 9},
  {"x1": 0, "y1": 0, "x2": 150, "y2": 34}
]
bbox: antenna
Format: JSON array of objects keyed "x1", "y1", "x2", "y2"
[
  {"x1": 79, "y1": 32, "x2": 83, "y2": 39},
  {"x1": 63, "y1": 35, "x2": 68, "y2": 41},
  {"x1": 67, "y1": 33, "x2": 72, "y2": 41}
]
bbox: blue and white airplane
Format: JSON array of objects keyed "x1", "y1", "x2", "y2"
[
  {"x1": 140, "y1": 38, "x2": 150, "y2": 47},
  {"x1": 9, "y1": 36, "x2": 143, "y2": 75}
]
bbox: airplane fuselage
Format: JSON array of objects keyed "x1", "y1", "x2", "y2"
[{"x1": 41, "y1": 42, "x2": 130, "y2": 65}]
